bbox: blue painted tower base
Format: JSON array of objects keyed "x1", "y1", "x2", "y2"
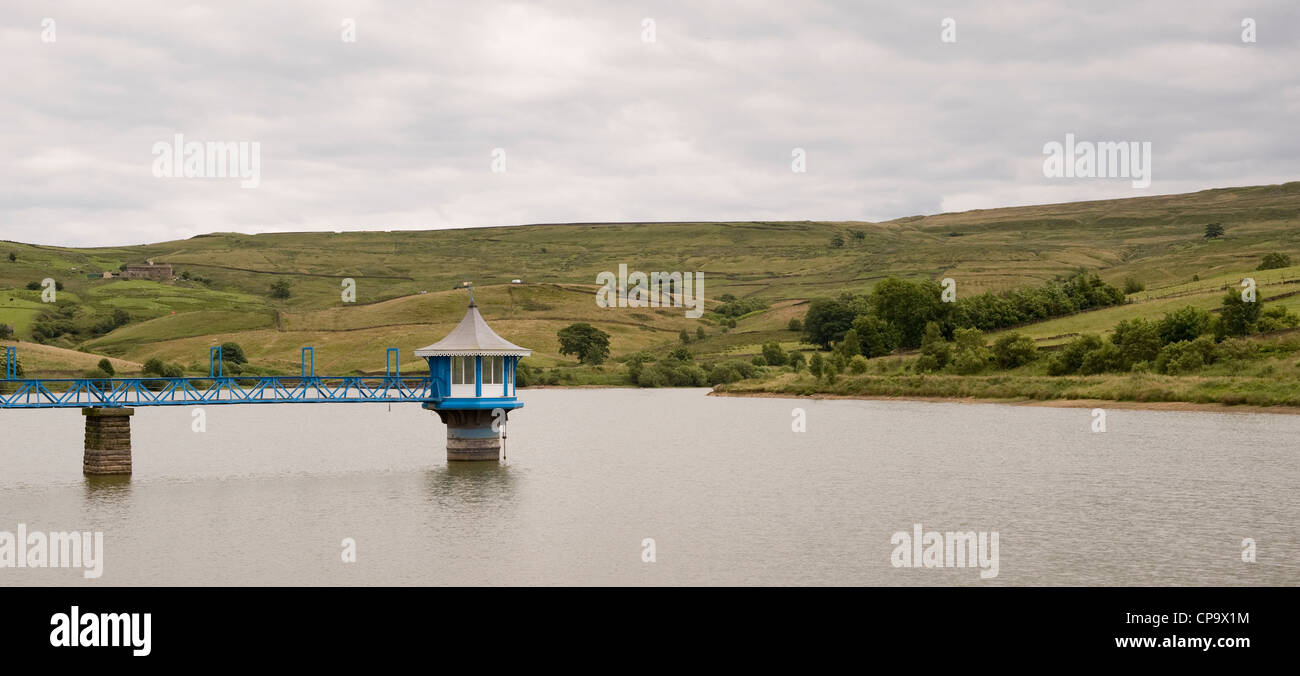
[{"x1": 434, "y1": 408, "x2": 501, "y2": 461}]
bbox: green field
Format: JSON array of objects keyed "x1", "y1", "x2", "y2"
[{"x1": 2, "y1": 181, "x2": 1299, "y2": 378}]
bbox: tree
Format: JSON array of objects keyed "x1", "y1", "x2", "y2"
[
  {"x1": 830, "y1": 235, "x2": 845, "y2": 248},
  {"x1": 270, "y1": 279, "x2": 292, "y2": 299},
  {"x1": 142, "y1": 358, "x2": 166, "y2": 376},
  {"x1": 1204, "y1": 223, "x2": 1225, "y2": 238},
  {"x1": 852, "y1": 313, "x2": 898, "y2": 358},
  {"x1": 1218, "y1": 292, "x2": 1261, "y2": 337},
  {"x1": 1046, "y1": 334, "x2": 1104, "y2": 375},
  {"x1": 848, "y1": 355, "x2": 869, "y2": 373},
  {"x1": 97, "y1": 358, "x2": 115, "y2": 377},
  {"x1": 787, "y1": 318, "x2": 802, "y2": 332},
  {"x1": 950, "y1": 328, "x2": 991, "y2": 374},
  {"x1": 7, "y1": 252, "x2": 14, "y2": 262},
  {"x1": 837, "y1": 328, "x2": 861, "y2": 358},
  {"x1": 762, "y1": 341, "x2": 787, "y2": 366},
  {"x1": 696, "y1": 326, "x2": 705, "y2": 340},
  {"x1": 808, "y1": 352, "x2": 824, "y2": 379},
  {"x1": 679, "y1": 329, "x2": 691, "y2": 344},
  {"x1": 992, "y1": 333, "x2": 1037, "y2": 369},
  {"x1": 788, "y1": 351, "x2": 806, "y2": 372},
  {"x1": 1158, "y1": 306, "x2": 1211, "y2": 344},
  {"x1": 1111, "y1": 318, "x2": 1161, "y2": 368},
  {"x1": 557, "y1": 323, "x2": 611, "y2": 365},
  {"x1": 915, "y1": 322, "x2": 951, "y2": 372},
  {"x1": 1258, "y1": 252, "x2": 1292, "y2": 271},
  {"x1": 871, "y1": 277, "x2": 948, "y2": 349},
  {"x1": 801, "y1": 298, "x2": 856, "y2": 349},
  {"x1": 220, "y1": 342, "x2": 248, "y2": 365}
]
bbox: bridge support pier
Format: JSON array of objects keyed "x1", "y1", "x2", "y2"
[
  {"x1": 83, "y1": 408, "x2": 133, "y2": 475},
  {"x1": 435, "y1": 409, "x2": 501, "y2": 461}
]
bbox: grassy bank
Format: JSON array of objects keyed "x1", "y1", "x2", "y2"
[{"x1": 715, "y1": 367, "x2": 1300, "y2": 408}]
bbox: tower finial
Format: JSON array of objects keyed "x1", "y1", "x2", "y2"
[{"x1": 462, "y1": 280, "x2": 475, "y2": 307}]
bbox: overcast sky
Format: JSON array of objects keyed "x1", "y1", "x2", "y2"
[{"x1": 2, "y1": 1, "x2": 1297, "y2": 247}]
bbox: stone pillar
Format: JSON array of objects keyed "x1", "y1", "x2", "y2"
[
  {"x1": 83, "y1": 407, "x2": 134, "y2": 475},
  {"x1": 434, "y1": 408, "x2": 501, "y2": 461}
]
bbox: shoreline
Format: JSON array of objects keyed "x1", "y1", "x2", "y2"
[{"x1": 707, "y1": 390, "x2": 1300, "y2": 416}]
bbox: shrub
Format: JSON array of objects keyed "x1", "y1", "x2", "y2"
[
  {"x1": 992, "y1": 333, "x2": 1037, "y2": 369},
  {"x1": 269, "y1": 279, "x2": 292, "y2": 299},
  {"x1": 1079, "y1": 343, "x2": 1123, "y2": 374},
  {"x1": 1047, "y1": 334, "x2": 1104, "y2": 375},
  {"x1": 1158, "y1": 306, "x2": 1212, "y2": 344},
  {"x1": 1111, "y1": 318, "x2": 1162, "y2": 368},
  {"x1": 142, "y1": 358, "x2": 166, "y2": 376},
  {"x1": 1258, "y1": 252, "x2": 1292, "y2": 270},
  {"x1": 97, "y1": 358, "x2": 115, "y2": 377},
  {"x1": 1122, "y1": 276, "x2": 1145, "y2": 294},
  {"x1": 827, "y1": 352, "x2": 846, "y2": 375},
  {"x1": 762, "y1": 341, "x2": 787, "y2": 366},
  {"x1": 788, "y1": 351, "x2": 806, "y2": 372},
  {"x1": 787, "y1": 319, "x2": 802, "y2": 332},
  {"x1": 1256, "y1": 305, "x2": 1300, "y2": 332},
  {"x1": 950, "y1": 327, "x2": 991, "y2": 374},
  {"x1": 1156, "y1": 338, "x2": 1218, "y2": 375},
  {"x1": 751, "y1": 355, "x2": 767, "y2": 366},
  {"x1": 917, "y1": 322, "x2": 951, "y2": 372},
  {"x1": 848, "y1": 355, "x2": 869, "y2": 374},
  {"x1": 838, "y1": 329, "x2": 861, "y2": 358}
]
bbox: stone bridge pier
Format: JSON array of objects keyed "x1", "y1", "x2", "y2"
[
  {"x1": 83, "y1": 407, "x2": 133, "y2": 475},
  {"x1": 434, "y1": 409, "x2": 501, "y2": 461}
]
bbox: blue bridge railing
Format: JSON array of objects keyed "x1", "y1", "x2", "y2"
[
  {"x1": 0, "y1": 345, "x2": 441, "y2": 409},
  {"x1": 0, "y1": 375, "x2": 438, "y2": 409}
]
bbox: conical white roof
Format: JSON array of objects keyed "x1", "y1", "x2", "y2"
[{"x1": 414, "y1": 302, "x2": 531, "y2": 357}]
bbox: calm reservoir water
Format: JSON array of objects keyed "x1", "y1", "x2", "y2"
[{"x1": 1, "y1": 389, "x2": 1297, "y2": 585}]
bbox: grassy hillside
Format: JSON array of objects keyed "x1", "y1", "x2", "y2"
[{"x1": 2, "y1": 181, "x2": 1299, "y2": 377}]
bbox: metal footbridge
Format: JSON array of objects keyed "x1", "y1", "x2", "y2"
[{"x1": 0, "y1": 345, "x2": 436, "y2": 409}]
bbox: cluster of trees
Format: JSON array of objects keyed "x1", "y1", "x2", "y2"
[
  {"x1": 712, "y1": 294, "x2": 767, "y2": 318},
  {"x1": 1046, "y1": 295, "x2": 1299, "y2": 376},
  {"x1": 142, "y1": 358, "x2": 185, "y2": 378},
  {"x1": 627, "y1": 349, "x2": 708, "y2": 387},
  {"x1": 802, "y1": 273, "x2": 1126, "y2": 354},
  {"x1": 29, "y1": 305, "x2": 132, "y2": 342},
  {"x1": 29, "y1": 305, "x2": 79, "y2": 342},
  {"x1": 679, "y1": 326, "x2": 706, "y2": 343}
]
